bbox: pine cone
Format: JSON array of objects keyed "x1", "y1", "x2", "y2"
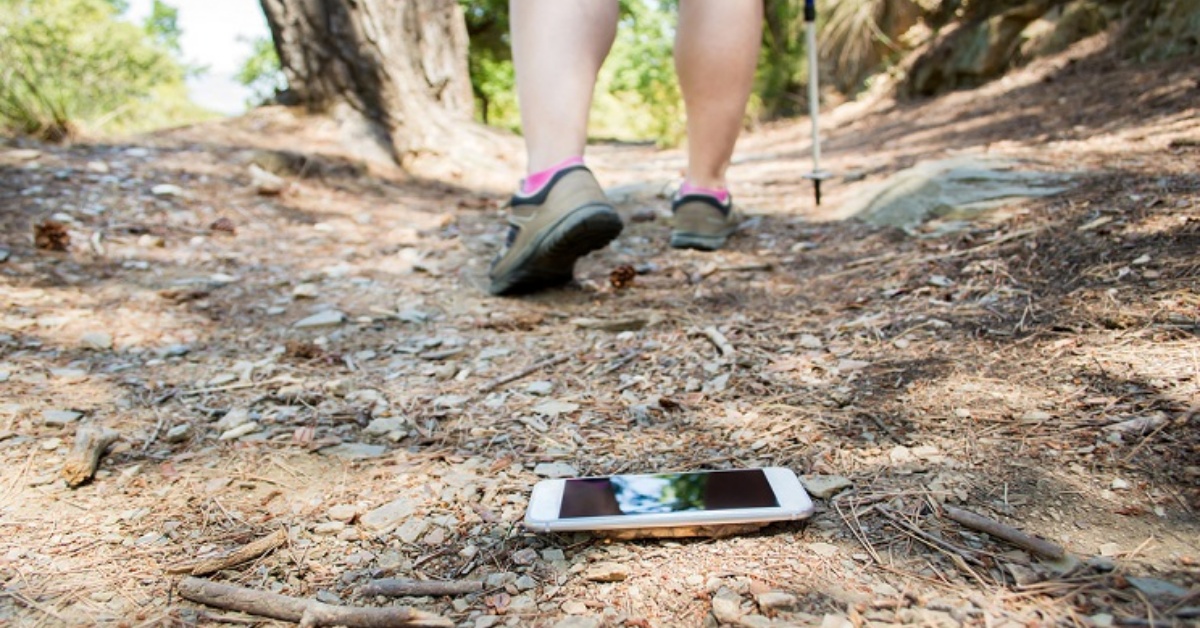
[
  {"x1": 34, "y1": 220, "x2": 70, "y2": 251},
  {"x1": 609, "y1": 264, "x2": 636, "y2": 290}
]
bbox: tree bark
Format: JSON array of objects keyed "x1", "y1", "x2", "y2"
[{"x1": 258, "y1": 0, "x2": 474, "y2": 163}]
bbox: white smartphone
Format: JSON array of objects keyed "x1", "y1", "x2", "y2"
[{"x1": 524, "y1": 467, "x2": 813, "y2": 532}]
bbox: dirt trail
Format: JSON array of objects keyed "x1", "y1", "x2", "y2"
[{"x1": 1, "y1": 38, "x2": 1198, "y2": 627}]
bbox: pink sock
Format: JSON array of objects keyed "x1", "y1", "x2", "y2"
[
  {"x1": 680, "y1": 181, "x2": 731, "y2": 204},
  {"x1": 520, "y1": 156, "x2": 585, "y2": 196}
]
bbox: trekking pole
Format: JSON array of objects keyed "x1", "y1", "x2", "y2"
[{"x1": 802, "y1": 0, "x2": 832, "y2": 206}]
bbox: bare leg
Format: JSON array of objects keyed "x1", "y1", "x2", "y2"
[
  {"x1": 510, "y1": 0, "x2": 619, "y2": 174},
  {"x1": 675, "y1": 0, "x2": 763, "y2": 190}
]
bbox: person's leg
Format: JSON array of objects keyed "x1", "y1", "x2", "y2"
[
  {"x1": 675, "y1": 0, "x2": 763, "y2": 191},
  {"x1": 489, "y1": 0, "x2": 624, "y2": 295},
  {"x1": 511, "y1": 0, "x2": 619, "y2": 176},
  {"x1": 670, "y1": 0, "x2": 762, "y2": 250}
]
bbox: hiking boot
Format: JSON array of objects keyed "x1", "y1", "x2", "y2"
[
  {"x1": 670, "y1": 193, "x2": 742, "y2": 251},
  {"x1": 488, "y1": 166, "x2": 623, "y2": 295}
]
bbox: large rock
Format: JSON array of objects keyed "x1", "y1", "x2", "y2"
[{"x1": 842, "y1": 156, "x2": 1076, "y2": 233}]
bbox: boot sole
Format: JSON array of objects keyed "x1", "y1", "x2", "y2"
[
  {"x1": 670, "y1": 231, "x2": 732, "y2": 251},
  {"x1": 489, "y1": 204, "x2": 624, "y2": 295}
]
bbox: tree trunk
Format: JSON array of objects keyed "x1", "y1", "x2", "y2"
[{"x1": 258, "y1": 0, "x2": 474, "y2": 163}]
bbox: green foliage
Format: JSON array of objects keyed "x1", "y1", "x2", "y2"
[
  {"x1": 459, "y1": 0, "x2": 516, "y2": 127},
  {"x1": 757, "y1": 0, "x2": 809, "y2": 120},
  {"x1": 0, "y1": 0, "x2": 210, "y2": 139},
  {"x1": 597, "y1": 1, "x2": 685, "y2": 146},
  {"x1": 457, "y1": 0, "x2": 686, "y2": 145},
  {"x1": 144, "y1": 0, "x2": 181, "y2": 53},
  {"x1": 236, "y1": 36, "x2": 287, "y2": 107}
]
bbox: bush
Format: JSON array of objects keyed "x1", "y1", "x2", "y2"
[{"x1": 0, "y1": 0, "x2": 196, "y2": 139}]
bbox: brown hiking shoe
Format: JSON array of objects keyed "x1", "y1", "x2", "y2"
[
  {"x1": 488, "y1": 166, "x2": 623, "y2": 295},
  {"x1": 670, "y1": 194, "x2": 742, "y2": 251}
]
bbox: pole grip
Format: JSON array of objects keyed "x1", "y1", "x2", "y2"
[{"x1": 805, "y1": 0, "x2": 816, "y2": 23}]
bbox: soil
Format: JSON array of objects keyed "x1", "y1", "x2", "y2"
[{"x1": 1, "y1": 34, "x2": 1197, "y2": 627}]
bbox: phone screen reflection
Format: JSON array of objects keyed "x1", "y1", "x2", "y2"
[{"x1": 559, "y1": 469, "x2": 778, "y2": 519}]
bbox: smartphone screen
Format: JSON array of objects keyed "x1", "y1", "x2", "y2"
[{"x1": 559, "y1": 469, "x2": 779, "y2": 519}]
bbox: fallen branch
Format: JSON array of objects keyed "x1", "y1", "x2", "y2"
[
  {"x1": 168, "y1": 528, "x2": 289, "y2": 575},
  {"x1": 360, "y1": 579, "x2": 483, "y2": 597},
  {"x1": 943, "y1": 505, "x2": 1065, "y2": 560},
  {"x1": 696, "y1": 326, "x2": 735, "y2": 358},
  {"x1": 61, "y1": 424, "x2": 120, "y2": 488},
  {"x1": 177, "y1": 577, "x2": 451, "y2": 628},
  {"x1": 477, "y1": 355, "x2": 568, "y2": 393}
]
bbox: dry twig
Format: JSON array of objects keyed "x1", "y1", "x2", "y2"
[
  {"x1": 942, "y1": 505, "x2": 1065, "y2": 560},
  {"x1": 177, "y1": 577, "x2": 451, "y2": 627},
  {"x1": 168, "y1": 528, "x2": 289, "y2": 576},
  {"x1": 61, "y1": 424, "x2": 120, "y2": 488},
  {"x1": 695, "y1": 326, "x2": 735, "y2": 357},
  {"x1": 476, "y1": 355, "x2": 568, "y2": 393},
  {"x1": 360, "y1": 579, "x2": 483, "y2": 597}
]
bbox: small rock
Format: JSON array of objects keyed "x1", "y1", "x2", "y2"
[
  {"x1": 541, "y1": 549, "x2": 565, "y2": 562},
  {"x1": 525, "y1": 381, "x2": 554, "y2": 396},
  {"x1": 711, "y1": 588, "x2": 744, "y2": 624},
  {"x1": 560, "y1": 600, "x2": 590, "y2": 615},
  {"x1": 485, "y1": 572, "x2": 515, "y2": 588},
  {"x1": 533, "y1": 399, "x2": 579, "y2": 417},
  {"x1": 1098, "y1": 542, "x2": 1122, "y2": 557},
  {"x1": 511, "y1": 548, "x2": 539, "y2": 566},
  {"x1": 164, "y1": 424, "x2": 192, "y2": 443},
  {"x1": 422, "y1": 527, "x2": 445, "y2": 545},
  {"x1": 219, "y1": 422, "x2": 260, "y2": 440},
  {"x1": 474, "y1": 616, "x2": 501, "y2": 628},
  {"x1": 508, "y1": 595, "x2": 537, "y2": 613},
  {"x1": 215, "y1": 408, "x2": 252, "y2": 432},
  {"x1": 0, "y1": 370, "x2": 9, "y2": 383},
  {"x1": 552, "y1": 617, "x2": 600, "y2": 628},
  {"x1": 798, "y1": 334, "x2": 823, "y2": 350},
  {"x1": 432, "y1": 394, "x2": 470, "y2": 409},
  {"x1": 1110, "y1": 478, "x2": 1130, "y2": 490},
  {"x1": 360, "y1": 497, "x2": 415, "y2": 534},
  {"x1": 514, "y1": 575, "x2": 537, "y2": 591},
  {"x1": 43, "y1": 410, "x2": 83, "y2": 427},
  {"x1": 1004, "y1": 563, "x2": 1040, "y2": 586},
  {"x1": 395, "y1": 518, "x2": 429, "y2": 543},
  {"x1": 738, "y1": 616, "x2": 774, "y2": 628},
  {"x1": 159, "y1": 344, "x2": 191, "y2": 358},
  {"x1": 292, "y1": 283, "x2": 320, "y2": 299},
  {"x1": 1020, "y1": 410, "x2": 1052, "y2": 423},
  {"x1": 888, "y1": 446, "x2": 914, "y2": 464},
  {"x1": 534, "y1": 462, "x2": 578, "y2": 479},
  {"x1": 249, "y1": 164, "x2": 286, "y2": 195},
  {"x1": 364, "y1": 417, "x2": 408, "y2": 436},
  {"x1": 41, "y1": 437, "x2": 63, "y2": 451},
  {"x1": 328, "y1": 504, "x2": 358, "y2": 522},
  {"x1": 755, "y1": 591, "x2": 796, "y2": 611},
  {"x1": 151, "y1": 184, "x2": 185, "y2": 197},
  {"x1": 314, "y1": 590, "x2": 341, "y2": 605},
  {"x1": 800, "y1": 475, "x2": 852, "y2": 499},
  {"x1": 293, "y1": 310, "x2": 346, "y2": 329},
  {"x1": 5, "y1": 149, "x2": 41, "y2": 161},
  {"x1": 584, "y1": 562, "x2": 628, "y2": 582},
  {"x1": 313, "y1": 521, "x2": 345, "y2": 535},
  {"x1": 1090, "y1": 613, "x2": 1114, "y2": 628},
  {"x1": 1127, "y1": 577, "x2": 1190, "y2": 601},
  {"x1": 820, "y1": 615, "x2": 853, "y2": 628},
  {"x1": 80, "y1": 331, "x2": 113, "y2": 350},
  {"x1": 1102, "y1": 415, "x2": 1168, "y2": 434},
  {"x1": 318, "y1": 442, "x2": 387, "y2": 459},
  {"x1": 807, "y1": 542, "x2": 839, "y2": 558},
  {"x1": 953, "y1": 408, "x2": 972, "y2": 419},
  {"x1": 86, "y1": 161, "x2": 110, "y2": 174}
]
